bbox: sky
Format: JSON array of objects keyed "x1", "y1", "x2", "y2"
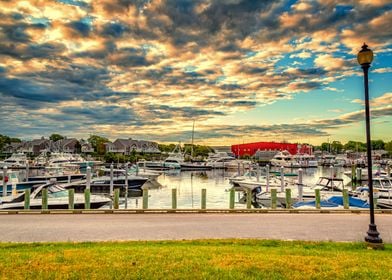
[{"x1": 0, "y1": 0, "x2": 391, "y2": 146}]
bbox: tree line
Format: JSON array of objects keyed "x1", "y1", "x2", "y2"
[{"x1": 315, "y1": 140, "x2": 392, "y2": 155}]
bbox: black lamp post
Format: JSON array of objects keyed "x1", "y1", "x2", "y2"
[{"x1": 357, "y1": 43, "x2": 383, "y2": 247}]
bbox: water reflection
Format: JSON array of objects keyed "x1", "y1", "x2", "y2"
[{"x1": 19, "y1": 166, "x2": 351, "y2": 209}]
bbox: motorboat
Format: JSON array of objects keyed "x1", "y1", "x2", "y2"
[
  {"x1": 291, "y1": 154, "x2": 318, "y2": 168},
  {"x1": 62, "y1": 174, "x2": 149, "y2": 194},
  {"x1": 293, "y1": 195, "x2": 369, "y2": 209},
  {"x1": 0, "y1": 182, "x2": 111, "y2": 209},
  {"x1": 255, "y1": 176, "x2": 348, "y2": 208},
  {"x1": 0, "y1": 153, "x2": 29, "y2": 169},
  {"x1": 100, "y1": 166, "x2": 161, "y2": 181},
  {"x1": 269, "y1": 151, "x2": 297, "y2": 168}
]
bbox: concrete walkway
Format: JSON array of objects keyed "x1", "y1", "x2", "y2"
[{"x1": 0, "y1": 213, "x2": 391, "y2": 243}]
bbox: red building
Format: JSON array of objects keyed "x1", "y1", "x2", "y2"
[{"x1": 231, "y1": 141, "x2": 313, "y2": 157}]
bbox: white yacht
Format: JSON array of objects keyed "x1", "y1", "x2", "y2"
[
  {"x1": 0, "y1": 153, "x2": 29, "y2": 168},
  {"x1": 269, "y1": 151, "x2": 295, "y2": 167}
]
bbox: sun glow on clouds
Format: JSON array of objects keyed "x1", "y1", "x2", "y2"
[{"x1": 0, "y1": 0, "x2": 391, "y2": 145}]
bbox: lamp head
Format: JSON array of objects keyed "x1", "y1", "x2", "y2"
[{"x1": 357, "y1": 43, "x2": 373, "y2": 65}]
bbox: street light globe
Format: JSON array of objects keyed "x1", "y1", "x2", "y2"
[{"x1": 357, "y1": 43, "x2": 373, "y2": 65}]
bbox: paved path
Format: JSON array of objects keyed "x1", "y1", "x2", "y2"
[{"x1": 0, "y1": 213, "x2": 391, "y2": 243}]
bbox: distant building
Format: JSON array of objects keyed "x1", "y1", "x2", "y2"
[
  {"x1": 231, "y1": 141, "x2": 313, "y2": 157},
  {"x1": 105, "y1": 138, "x2": 160, "y2": 155}
]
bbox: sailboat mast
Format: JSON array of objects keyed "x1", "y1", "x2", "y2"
[{"x1": 191, "y1": 120, "x2": 195, "y2": 158}]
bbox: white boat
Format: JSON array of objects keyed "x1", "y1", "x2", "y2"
[
  {"x1": 0, "y1": 153, "x2": 29, "y2": 169},
  {"x1": 162, "y1": 144, "x2": 183, "y2": 169},
  {"x1": 291, "y1": 154, "x2": 318, "y2": 168},
  {"x1": 0, "y1": 182, "x2": 110, "y2": 209},
  {"x1": 255, "y1": 176, "x2": 347, "y2": 208},
  {"x1": 269, "y1": 151, "x2": 296, "y2": 168}
]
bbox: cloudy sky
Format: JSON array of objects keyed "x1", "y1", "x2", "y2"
[{"x1": 0, "y1": 0, "x2": 391, "y2": 146}]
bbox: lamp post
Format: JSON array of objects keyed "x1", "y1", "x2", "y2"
[{"x1": 357, "y1": 43, "x2": 383, "y2": 247}]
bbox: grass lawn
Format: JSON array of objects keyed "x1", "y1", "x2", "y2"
[{"x1": 0, "y1": 239, "x2": 391, "y2": 279}]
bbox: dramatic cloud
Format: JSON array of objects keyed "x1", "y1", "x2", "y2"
[{"x1": 0, "y1": 0, "x2": 391, "y2": 144}]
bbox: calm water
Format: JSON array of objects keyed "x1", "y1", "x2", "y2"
[
  {"x1": 126, "y1": 166, "x2": 351, "y2": 209},
  {"x1": 18, "y1": 166, "x2": 350, "y2": 209}
]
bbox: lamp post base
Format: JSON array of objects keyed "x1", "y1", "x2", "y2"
[{"x1": 365, "y1": 223, "x2": 384, "y2": 249}]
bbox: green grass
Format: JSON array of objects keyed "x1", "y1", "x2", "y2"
[{"x1": 0, "y1": 240, "x2": 391, "y2": 279}]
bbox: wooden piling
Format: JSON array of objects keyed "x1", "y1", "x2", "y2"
[
  {"x1": 271, "y1": 188, "x2": 277, "y2": 209},
  {"x1": 315, "y1": 189, "x2": 321, "y2": 209},
  {"x1": 246, "y1": 189, "x2": 252, "y2": 209},
  {"x1": 42, "y1": 189, "x2": 48, "y2": 210},
  {"x1": 201, "y1": 188, "x2": 207, "y2": 209},
  {"x1": 142, "y1": 188, "x2": 148, "y2": 209},
  {"x1": 84, "y1": 189, "x2": 91, "y2": 209},
  {"x1": 68, "y1": 189, "x2": 75, "y2": 210},
  {"x1": 172, "y1": 188, "x2": 177, "y2": 209},
  {"x1": 229, "y1": 189, "x2": 235, "y2": 209},
  {"x1": 285, "y1": 188, "x2": 292, "y2": 209},
  {"x1": 343, "y1": 189, "x2": 349, "y2": 209},
  {"x1": 2, "y1": 166, "x2": 8, "y2": 197},
  {"x1": 114, "y1": 188, "x2": 120, "y2": 209},
  {"x1": 24, "y1": 189, "x2": 30, "y2": 210}
]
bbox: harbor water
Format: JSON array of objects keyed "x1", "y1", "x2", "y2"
[{"x1": 15, "y1": 166, "x2": 352, "y2": 209}]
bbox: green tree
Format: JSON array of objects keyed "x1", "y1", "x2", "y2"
[
  {"x1": 331, "y1": 141, "x2": 343, "y2": 154},
  {"x1": 371, "y1": 139, "x2": 385, "y2": 150},
  {"x1": 49, "y1": 133, "x2": 64, "y2": 142},
  {"x1": 320, "y1": 142, "x2": 330, "y2": 152},
  {"x1": 343, "y1": 141, "x2": 366, "y2": 152},
  {"x1": 384, "y1": 141, "x2": 392, "y2": 155},
  {"x1": 88, "y1": 135, "x2": 109, "y2": 155},
  {"x1": 0, "y1": 134, "x2": 21, "y2": 151}
]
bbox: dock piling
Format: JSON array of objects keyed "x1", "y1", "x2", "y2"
[
  {"x1": 229, "y1": 189, "x2": 235, "y2": 209},
  {"x1": 24, "y1": 189, "x2": 30, "y2": 210},
  {"x1": 172, "y1": 188, "x2": 177, "y2": 209},
  {"x1": 84, "y1": 189, "x2": 91, "y2": 209},
  {"x1": 315, "y1": 189, "x2": 321, "y2": 209},
  {"x1": 298, "y1": 168, "x2": 303, "y2": 202},
  {"x1": 110, "y1": 163, "x2": 114, "y2": 209},
  {"x1": 2, "y1": 166, "x2": 7, "y2": 197},
  {"x1": 42, "y1": 188, "x2": 48, "y2": 210},
  {"x1": 201, "y1": 189, "x2": 207, "y2": 209},
  {"x1": 68, "y1": 189, "x2": 75, "y2": 210},
  {"x1": 285, "y1": 188, "x2": 292, "y2": 209},
  {"x1": 142, "y1": 188, "x2": 148, "y2": 209},
  {"x1": 124, "y1": 163, "x2": 129, "y2": 209},
  {"x1": 114, "y1": 188, "x2": 120, "y2": 209},
  {"x1": 343, "y1": 189, "x2": 349, "y2": 209},
  {"x1": 280, "y1": 166, "x2": 285, "y2": 192},
  {"x1": 271, "y1": 188, "x2": 277, "y2": 209},
  {"x1": 246, "y1": 189, "x2": 252, "y2": 209}
]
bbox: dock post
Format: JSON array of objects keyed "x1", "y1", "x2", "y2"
[
  {"x1": 237, "y1": 161, "x2": 240, "y2": 176},
  {"x1": 68, "y1": 189, "x2": 75, "y2": 209},
  {"x1": 351, "y1": 164, "x2": 356, "y2": 185},
  {"x1": 280, "y1": 166, "x2": 285, "y2": 192},
  {"x1": 246, "y1": 189, "x2": 252, "y2": 209},
  {"x1": 42, "y1": 188, "x2": 48, "y2": 210},
  {"x1": 124, "y1": 163, "x2": 129, "y2": 209},
  {"x1": 172, "y1": 188, "x2": 177, "y2": 209},
  {"x1": 266, "y1": 164, "x2": 270, "y2": 192},
  {"x1": 356, "y1": 167, "x2": 362, "y2": 184},
  {"x1": 256, "y1": 164, "x2": 260, "y2": 182},
  {"x1": 142, "y1": 188, "x2": 148, "y2": 209},
  {"x1": 386, "y1": 165, "x2": 391, "y2": 177},
  {"x1": 271, "y1": 188, "x2": 277, "y2": 209},
  {"x1": 229, "y1": 189, "x2": 235, "y2": 209},
  {"x1": 201, "y1": 188, "x2": 207, "y2": 209},
  {"x1": 315, "y1": 189, "x2": 321, "y2": 209},
  {"x1": 84, "y1": 189, "x2": 91, "y2": 209},
  {"x1": 86, "y1": 166, "x2": 91, "y2": 191},
  {"x1": 285, "y1": 188, "x2": 292, "y2": 209},
  {"x1": 26, "y1": 162, "x2": 29, "y2": 181},
  {"x1": 110, "y1": 163, "x2": 114, "y2": 209},
  {"x1": 2, "y1": 166, "x2": 7, "y2": 197},
  {"x1": 24, "y1": 189, "x2": 30, "y2": 210},
  {"x1": 298, "y1": 168, "x2": 303, "y2": 202},
  {"x1": 343, "y1": 189, "x2": 349, "y2": 209},
  {"x1": 114, "y1": 188, "x2": 120, "y2": 209}
]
